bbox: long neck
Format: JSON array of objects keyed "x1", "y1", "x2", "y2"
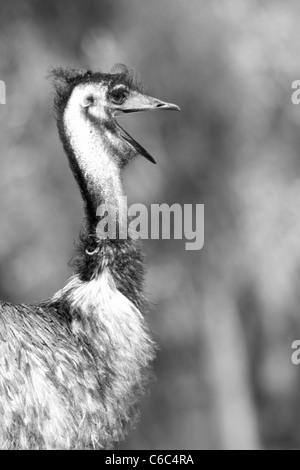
[
  {"x1": 59, "y1": 99, "x2": 145, "y2": 306},
  {"x1": 61, "y1": 101, "x2": 124, "y2": 232}
]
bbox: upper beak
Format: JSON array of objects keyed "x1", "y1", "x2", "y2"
[{"x1": 115, "y1": 91, "x2": 180, "y2": 115}]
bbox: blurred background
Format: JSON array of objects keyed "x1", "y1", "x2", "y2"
[{"x1": 1, "y1": 0, "x2": 300, "y2": 450}]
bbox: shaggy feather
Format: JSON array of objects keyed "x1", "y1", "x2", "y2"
[
  {"x1": 50, "y1": 64, "x2": 145, "y2": 120},
  {"x1": 0, "y1": 269, "x2": 154, "y2": 449}
]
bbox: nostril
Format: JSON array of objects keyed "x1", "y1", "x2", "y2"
[{"x1": 156, "y1": 103, "x2": 165, "y2": 108}]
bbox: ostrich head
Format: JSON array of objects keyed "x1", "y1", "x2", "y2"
[{"x1": 51, "y1": 65, "x2": 180, "y2": 166}]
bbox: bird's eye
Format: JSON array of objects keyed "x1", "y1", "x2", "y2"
[{"x1": 109, "y1": 88, "x2": 128, "y2": 105}]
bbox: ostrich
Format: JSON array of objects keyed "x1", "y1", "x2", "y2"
[{"x1": 0, "y1": 65, "x2": 179, "y2": 449}]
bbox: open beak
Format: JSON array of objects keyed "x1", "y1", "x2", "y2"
[{"x1": 114, "y1": 91, "x2": 180, "y2": 164}]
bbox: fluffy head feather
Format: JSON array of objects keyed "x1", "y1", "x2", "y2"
[{"x1": 49, "y1": 65, "x2": 145, "y2": 118}]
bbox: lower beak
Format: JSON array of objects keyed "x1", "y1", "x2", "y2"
[{"x1": 116, "y1": 92, "x2": 180, "y2": 115}]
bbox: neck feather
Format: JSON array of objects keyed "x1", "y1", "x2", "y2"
[
  {"x1": 56, "y1": 93, "x2": 146, "y2": 311},
  {"x1": 62, "y1": 101, "x2": 125, "y2": 231},
  {"x1": 60, "y1": 98, "x2": 144, "y2": 298}
]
